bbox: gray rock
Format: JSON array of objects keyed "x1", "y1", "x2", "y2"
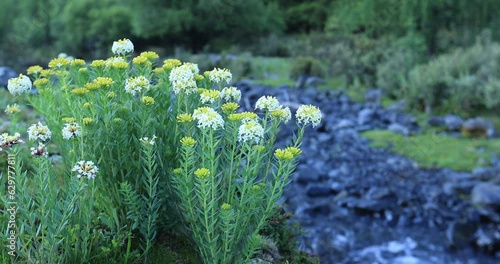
[
  {"x1": 444, "y1": 114, "x2": 463, "y2": 131},
  {"x1": 358, "y1": 108, "x2": 376, "y2": 125},
  {"x1": 428, "y1": 116, "x2": 445, "y2": 127},
  {"x1": 388, "y1": 123, "x2": 410, "y2": 136},
  {"x1": 305, "y1": 76, "x2": 325, "y2": 87},
  {"x1": 462, "y1": 117, "x2": 495, "y2": 138},
  {"x1": 472, "y1": 167, "x2": 500, "y2": 181},
  {"x1": 387, "y1": 100, "x2": 406, "y2": 112},
  {"x1": 365, "y1": 89, "x2": 383, "y2": 104},
  {"x1": 306, "y1": 186, "x2": 332, "y2": 197},
  {"x1": 0, "y1": 66, "x2": 17, "y2": 88},
  {"x1": 334, "y1": 119, "x2": 356, "y2": 130},
  {"x1": 471, "y1": 182, "x2": 500, "y2": 207}
]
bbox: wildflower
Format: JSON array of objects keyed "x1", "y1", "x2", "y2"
[
  {"x1": 163, "y1": 59, "x2": 182, "y2": 70},
  {"x1": 140, "y1": 51, "x2": 159, "y2": 61},
  {"x1": 270, "y1": 107, "x2": 291, "y2": 124},
  {"x1": 220, "y1": 86, "x2": 241, "y2": 102},
  {"x1": 48, "y1": 57, "x2": 70, "y2": 68},
  {"x1": 72, "y1": 160, "x2": 99, "y2": 180},
  {"x1": 110, "y1": 61, "x2": 129, "y2": 69},
  {"x1": 79, "y1": 67, "x2": 88, "y2": 74},
  {"x1": 62, "y1": 122, "x2": 81, "y2": 140},
  {"x1": 112, "y1": 118, "x2": 123, "y2": 125},
  {"x1": 0, "y1": 132, "x2": 24, "y2": 151},
  {"x1": 62, "y1": 117, "x2": 76, "y2": 123},
  {"x1": 173, "y1": 168, "x2": 183, "y2": 176},
  {"x1": 274, "y1": 149, "x2": 293, "y2": 160},
  {"x1": 169, "y1": 63, "x2": 198, "y2": 95},
  {"x1": 33, "y1": 78, "x2": 49, "y2": 87},
  {"x1": 296, "y1": 104, "x2": 322, "y2": 128},
  {"x1": 183, "y1": 63, "x2": 199, "y2": 74},
  {"x1": 194, "y1": 168, "x2": 210, "y2": 179},
  {"x1": 83, "y1": 102, "x2": 91, "y2": 108},
  {"x1": 255, "y1": 96, "x2": 281, "y2": 112},
  {"x1": 83, "y1": 118, "x2": 93, "y2": 126},
  {"x1": 7, "y1": 74, "x2": 32, "y2": 95},
  {"x1": 31, "y1": 142, "x2": 48, "y2": 158},
  {"x1": 132, "y1": 56, "x2": 152, "y2": 66},
  {"x1": 153, "y1": 67, "x2": 164, "y2": 74},
  {"x1": 238, "y1": 120, "x2": 264, "y2": 144},
  {"x1": 142, "y1": 96, "x2": 155, "y2": 105},
  {"x1": 221, "y1": 102, "x2": 239, "y2": 114},
  {"x1": 195, "y1": 74, "x2": 204, "y2": 81},
  {"x1": 228, "y1": 112, "x2": 258, "y2": 122},
  {"x1": 253, "y1": 145, "x2": 266, "y2": 153},
  {"x1": 40, "y1": 69, "x2": 55, "y2": 77},
  {"x1": 107, "y1": 92, "x2": 116, "y2": 99},
  {"x1": 177, "y1": 113, "x2": 194, "y2": 123},
  {"x1": 105, "y1": 56, "x2": 125, "y2": 67},
  {"x1": 27, "y1": 122, "x2": 52, "y2": 141},
  {"x1": 27, "y1": 65, "x2": 43, "y2": 75},
  {"x1": 71, "y1": 59, "x2": 86, "y2": 67},
  {"x1": 5, "y1": 104, "x2": 21, "y2": 115},
  {"x1": 91, "y1": 60, "x2": 106, "y2": 68},
  {"x1": 192, "y1": 107, "x2": 224, "y2": 130},
  {"x1": 72, "y1": 87, "x2": 90, "y2": 95},
  {"x1": 111, "y1": 38, "x2": 134, "y2": 55},
  {"x1": 180, "y1": 137, "x2": 196, "y2": 147},
  {"x1": 285, "y1": 147, "x2": 302, "y2": 157},
  {"x1": 140, "y1": 135, "x2": 157, "y2": 145},
  {"x1": 221, "y1": 203, "x2": 232, "y2": 210},
  {"x1": 252, "y1": 185, "x2": 262, "y2": 191},
  {"x1": 207, "y1": 68, "x2": 232, "y2": 84},
  {"x1": 200, "y1": 90, "x2": 220, "y2": 104},
  {"x1": 125, "y1": 76, "x2": 150, "y2": 95}
]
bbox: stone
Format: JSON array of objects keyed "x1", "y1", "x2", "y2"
[
  {"x1": 462, "y1": 117, "x2": 495, "y2": 138},
  {"x1": 334, "y1": 119, "x2": 356, "y2": 130},
  {"x1": 306, "y1": 186, "x2": 332, "y2": 197},
  {"x1": 0, "y1": 66, "x2": 17, "y2": 88},
  {"x1": 358, "y1": 108, "x2": 376, "y2": 125},
  {"x1": 472, "y1": 167, "x2": 500, "y2": 181},
  {"x1": 388, "y1": 123, "x2": 410, "y2": 136},
  {"x1": 428, "y1": 116, "x2": 445, "y2": 127},
  {"x1": 387, "y1": 100, "x2": 406, "y2": 112},
  {"x1": 444, "y1": 114, "x2": 463, "y2": 131},
  {"x1": 364, "y1": 89, "x2": 383, "y2": 104},
  {"x1": 471, "y1": 182, "x2": 500, "y2": 207}
]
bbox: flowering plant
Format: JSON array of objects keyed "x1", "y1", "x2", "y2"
[{"x1": 1, "y1": 38, "x2": 321, "y2": 263}]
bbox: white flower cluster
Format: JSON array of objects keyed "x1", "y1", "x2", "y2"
[
  {"x1": 220, "y1": 86, "x2": 241, "y2": 102},
  {"x1": 271, "y1": 107, "x2": 292, "y2": 124},
  {"x1": 207, "y1": 68, "x2": 232, "y2": 84},
  {"x1": 105, "y1": 56, "x2": 125, "y2": 67},
  {"x1": 27, "y1": 122, "x2": 52, "y2": 141},
  {"x1": 193, "y1": 107, "x2": 224, "y2": 130},
  {"x1": 238, "y1": 120, "x2": 264, "y2": 144},
  {"x1": 140, "y1": 135, "x2": 157, "y2": 146},
  {"x1": 7, "y1": 74, "x2": 32, "y2": 95},
  {"x1": 72, "y1": 160, "x2": 99, "y2": 180},
  {"x1": 125, "y1": 76, "x2": 150, "y2": 95},
  {"x1": 62, "y1": 122, "x2": 81, "y2": 140},
  {"x1": 111, "y1": 38, "x2": 134, "y2": 55},
  {"x1": 296, "y1": 104, "x2": 322, "y2": 127},
  {"x1": 0, "y1": 132, "x2": 24, "y2": 151},
  {"x1": 30, "y1": 142, "x2": 48, "y2": 157},
  {"x1": 200, "y1": 90, "x2": 220, "y2": 104},
  {"x1": 169, "y1": 63, "x2": 199, "y2": 95},
  {"x1": 255, "y1": 96, "x2": 281, "y2": 111}
]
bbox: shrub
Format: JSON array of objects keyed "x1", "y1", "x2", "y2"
[
  {"x1": 1, "y1": 39, "x2": 321, "y2": 263},
  {"x1": 290, "y1": 56, "x2": 326, "y2": 79}
]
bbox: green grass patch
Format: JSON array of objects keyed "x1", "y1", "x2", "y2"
[{"x1": 361, "y1": 130, "x2": 500, "y2": 171}]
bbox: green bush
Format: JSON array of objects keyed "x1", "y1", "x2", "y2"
[{"x1": 290, "y1": 56, "x2": 326, "y2": 79}]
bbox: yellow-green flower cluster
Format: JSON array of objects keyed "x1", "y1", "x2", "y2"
[
  {"x1": 200, "y1": 89, "x2": 220, "y2": 104},
  {"x1": 180, "y1": 136, "x2": 196, "y2": 147},
  {"x1": 192, "y1": 107, "x2": 224, "y2": 130},
  {"x1": 48, "y1": 57, "x2": 70, "y2": 68},
  {"x1": 105, "y1": 56, "x2": 127, "y2": 68},
  {"x1": 72, "y1": 87, "x2": 90, "y2": 95},
  {"x1": 85, "y1": 77, "x2": 114, "y2": 90},
  {"x1": 142, "y1": 96, "x2": 155, "y2": 105},
  {"x1": 111, "y1": 38, "x2": 134, "y2": 55},
  {"x1": 177, "y1": 113, "x2": 194, "y2": 123},
  {"x1": 40, "y1": 69, "x2": 55, "y2": 77},
  {"x1": 7, "y1": 74, "x2": 32, "y2": 95},
  {"x1": 270, "y1": 107, "x2": 291, "y2": 124},
  {"x1": 132, "y1": 55, "x2": 152, "y2": 67},
  {"x1": 238, "y1": 120, "x2": 264, "y2": 144},
  {"x1": 33, "y1": 78, "x2": 49, "y2": 87},
  {"x1": 62, "y1": 117, "x2": 76, "y2": 123},
  {"x1": 274, "y1": 147, "x2": 301, "y2": 161},
  {"x1": 194, "y1": 168, "x2": 210, "y2": 179},
  {"x1": 140, "y1": 51, "x2": 159, "y2": 61},
  {"x1": 296, "y1": 104, "x2": 322, "y2": 127},
  {"x1": 220, "y1": 86, "x2": 241, "y2": 102},
  {"x1": 221, "y1": 203, "x2": 232, "y2": 210},
  {"x1": 163, "y1": 59, "x2": 182, "y2": 70},
  {"x1": 91, "y1": 60, "x2": 106, "y2": 68},
  {"x1": 5, "y1": 104, "x2": 21, "y2": 115},
  {"x1": 206, "y1": 68, "x2": 232, "y2": 84},
  {"x1": 125, "y1": 76, "x2": 150, "y2": 95},
  {"x1": 221, "y1": 102, "x2": 239, "y2": 114},
  {"x1": 228, "y1": 112, "x2": 257, "y2": 122},
  {"x1": 27, "y1": 65, "x2": 43, "y2": 75},
  {"x1": 71, "y1": 59, "x2": 86, "y2": 67},
  {"x1": 83, "y1": 118, "x2": 93, "y2": 126}
]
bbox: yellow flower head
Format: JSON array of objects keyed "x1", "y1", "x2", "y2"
[
  {"x1": 85, "y1": 77, "x2": 114, "y2": 90},
  {"x1": 27, "y1": 65, "x2": 43, "y2": 75},
  {"x1": 173, "y1": 168, "x2": 183, "y2": 176},
  {"x1": 142, "y1": 96, "x2": 155, "y2": 105},
  {"x1": 200, "y1": 89, "x2": 220, "y2": 104},
  {"x1": 79, "y1": 67, "x2": 88, "y2": 74},
  {"x1": 110, "y1": 61, "x2": 129, "y2": 69},
  {"x1": 274, "y1": 149, "x2": 294, "y2": 161},
  {"x1": 177, "y1": 113, "x2": 193, "y2": 123},
  {"x1": 140, "y1": 51, "x2": 159, "y2": 61},
  {"x1": 252, "y1": 185, "x2": 262, "y2": 191},
  {"x1": 40, "y1": 69, "x2": 55, "y2": 77},
  {"x1": 163, "y1": 59, "x2": 182, "y2": 70},
  {"x1": 228, "y1": 112, "x2": 258, "y2": 122},
  {"x1": 153, "y1": 67, "x2": 164, "y2": 74},
  {"x1": 91, "y1": 60, "x2": 106, "y2": 68},
  {"x1": 71, "y1": 59, "x2": 86, "y2": 67},
  {"x1": 83, "y1": 102, "x2": 91, "y2": 109},
  {"x1": 221, "y1": 203, "x2": 232, "y2": 210},
  {"x1": 83, "y1": 117, "x2": 93, "y2": 126},
  {"x1": 195, "y1": 74, "x2": 205, "y2": 81},
  {"x1": 270, "y1": 107, "x2": 291, "y2": 124},
  {"x1": 221, "y1": 102, "x2": 239, "y2": 114},
  {"x1": 132, "y1": 56, "x2": 152, "y2": 66},
  {"x1": 285, "y1": 147, "x2": 302, "y2": 157},
  {"x1": 194, "y1": 168, "x2": 210, "y2": 179},
  {"x1": 62, "y1": 117, "x2": 76, "y2": 123},
  {"x1": 112, "y1": 118, "x2": 123, "y2": 125},
  {"x1": 71, "y1": 87, "x2": 90, "y2": 95},
  {"x1": 33, "y1": 78, "x2": 49, "y2": 87},
  {"x1": 48, "y1": 57, "x2": 70, "y2": 68},
  {"x1": 180, "y1": 136, "x2": 196, "y2": 147},
  {"x1": 107, "y1": 92, "x2": 116, "y2": 99},
  {"x1": 5, "y1": 104, "x2": 21, "y2": 115}
]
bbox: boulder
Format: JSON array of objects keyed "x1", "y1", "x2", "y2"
[
  {"x1": 364, "y1": 89, "x2": 382, "y2": 104},
  {"x1": 388, "y1": 123, "x2": 410, "y2": 136},
  {"x1": 427, "y1": 116, "x2": 445, "y2": 127},
  {"x1": 358, "y1": 108, "x2": 376, "y2": 125},
  {"x1": 0, "y1": 66, "x2": 17, "y2": 88},
  {"x1": 471, "y1": 182, "x2": 500, "y2": 207},
  {"x1": 444, "y1": 114, "x2": 463, "y2": 131},
  {"x1": 462, "y1": 117, "x2": 495, "y2": 138}
]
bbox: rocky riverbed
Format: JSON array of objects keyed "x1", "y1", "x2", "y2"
[{"x1": 236, "y1": 81, "x2": 500, "y2": 264}]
